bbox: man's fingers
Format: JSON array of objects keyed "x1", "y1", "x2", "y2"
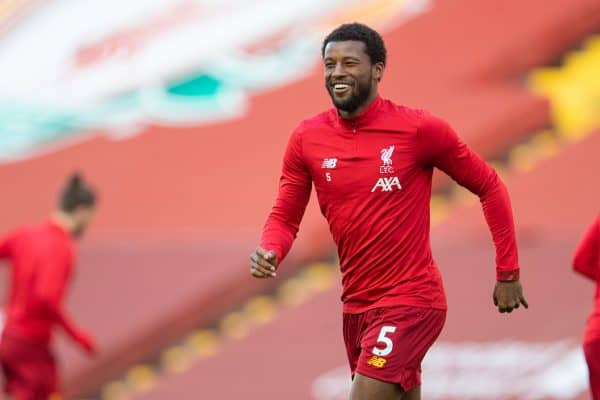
[
  {"x1": 520, "y1": 296, "x2": 529, "y2": 309},
  {"x1": 250, "y1": 262, "x2": 276, "y2": 277},
  {"x1": 251, "y1": 270, "x2": 267, "y2": 279},
  {"x1": 255, "y1": 260, "x2": 276, "y2": 276},
  {"x1": 251, "y1": 270, "x2": 266, "y2": 278},
  {"x1": 256, "y1": 247, "x2": 276, "y2": 262},
  {"x1": 251, "y1": 264, "x2": 277, "y2": 277},
  {"x1": 498, "y1": 305, "x2": 513, "y2": 313},
  {"x1": 250, "y1": 253, "x2": 276, "y2": 271},
  {"x1": 250, "y1": 247, "x2": 277, "y2": 278},
  {"x1": 252, "y1": 248, "x2": 277, "y2": 268},
  {"x1": 494, "y1": 281, "x2": 529, "y2": 313},
  {"x1": 249, "y1": 265, "x2": 265, "y2": 276},
  {"x1": 250, "y1": 266, "x2": 273, "y2": 279},
  {"x1": 498, "y1": 297, "x2": 523, "y2": 313}
]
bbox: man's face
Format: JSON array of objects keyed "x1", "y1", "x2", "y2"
[
  {"x1": 71, "y1": 206, "x2": 95, "y2": 239},
  {"x1": 323, "y1": 40, "x2": 382, "y2": 114}
]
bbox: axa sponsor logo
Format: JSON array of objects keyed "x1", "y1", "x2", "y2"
[{"x1": 371, "y1": 176, "x2": 402, "y2": 192}]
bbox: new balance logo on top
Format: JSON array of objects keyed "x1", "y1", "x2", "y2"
[
  {"x1": 371, "y1": 176, "x2": 402, "y2": 192},
  {"x1": 322, "y1": 158, "x2": 338, "y2": 169}
]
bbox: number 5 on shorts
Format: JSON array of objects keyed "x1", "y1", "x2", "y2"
[{"x1": 373, "y1": 326, "x2": 396, "y2": 356}]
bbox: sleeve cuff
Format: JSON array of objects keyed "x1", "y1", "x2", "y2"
[
  {"x1": 272, "y1": 248, "x2": 283, "y2": 265},
  {"x1": 497, "y1": 269, "x2": 520, "y2": 281}
]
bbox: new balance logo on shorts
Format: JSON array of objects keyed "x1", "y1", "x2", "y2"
[
  {"x1": 371, "y1": 176, "x2": 402, "y2": 192},
  {"x1": 367, "y1": 355, "x2": 387, "y2": 368}
]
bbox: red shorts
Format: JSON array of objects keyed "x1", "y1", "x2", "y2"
[
  {"x1": 584, "y1": 339, "x2": 600, "y2": 400},
  {"x1": 0, "y1": 333, "x2": 59, "y2": 400},
  {"x1": 343, "y1": 305, "x2": 446, "y2": 391}
]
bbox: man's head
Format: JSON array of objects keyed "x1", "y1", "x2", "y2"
[
  {"x1": 58, "y1": 173, "x2": 96, "y2": 238},
  {"x1": 322, "y1": 23, "x2": 386, "y2": 117}
]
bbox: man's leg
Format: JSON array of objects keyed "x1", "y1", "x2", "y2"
[
  {"x1": 350, "y1": 373, "x2": 422, "y2": 400},
  {"x1": 584, "y1": 339, "x2": 600, "y2": 399},
  {"x1": 2, "y1": 362, "x2": 37, "y2": 400},
  {"x1": 403, "y1": 385, "x2": 421, "y2": 400},
  {"x1": 351, "y1": 306, "x2": 445, "y2": 400},
  {"x1": 350, "y1": 373, "x2": 404, "y2": 400},
  {"x1": 0, "y1": 335, "x2": 58, "y2": 400}
]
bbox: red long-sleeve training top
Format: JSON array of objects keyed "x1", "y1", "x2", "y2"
[
  {"x1": 261, "y1": 96, "x2": 520, "y2": 313},
  {"x1": 573, "y1": 215, "x2": 600, "y2": 344},
  {"x1": 0, "y1": 220, "x2": 82, "y2": 345}
]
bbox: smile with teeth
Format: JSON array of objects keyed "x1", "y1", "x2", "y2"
[{"x1": 333, "y1": 82, "x2": 352, "y2": 93}]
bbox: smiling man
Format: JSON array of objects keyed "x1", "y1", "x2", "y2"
[{"x1": 250, "y1": 23, "x2": 528, "y2": 400}]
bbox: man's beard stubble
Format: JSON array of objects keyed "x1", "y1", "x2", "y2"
[{"x1": 327, "y1": 74, "x2": 372, "y2": 114}]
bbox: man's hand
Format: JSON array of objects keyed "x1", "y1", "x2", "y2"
[
  {"x1": 493, "y1": 280, "x2": 528, "y2": 313},
  {"x1": 250, "y1": 246, "x2": 278, "y2": 279}
]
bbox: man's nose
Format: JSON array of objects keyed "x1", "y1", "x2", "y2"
[{"x1": 331, "y1": 63, "x2": 346, "y2": 79}]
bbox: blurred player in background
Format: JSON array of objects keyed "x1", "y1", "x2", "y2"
[
  {"x1": 0, "y1": 173, "x2": 97, "y2": 400},
  {"x1": 250, "y1": 23, "x2": 528, "y2": 400},
  {"x1": 573, "y1": 214, "x2": 600, "y2": 400}
]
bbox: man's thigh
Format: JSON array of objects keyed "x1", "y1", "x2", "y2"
[
  {"x1": 350, "y1": 373, "x2": 422, "y2": 400},
  {"x1": 584, "y1": 339, "x2": 600, "y2": 399},
  {"x1": 350, "y1": 372, "x2": 403, "y2": 400},
  {"x1": 354, "y1": 306, "x2": 445, "y2": 392},
  {"x1": 0, "y1": 336, "x2": 58, "y2": 399}
]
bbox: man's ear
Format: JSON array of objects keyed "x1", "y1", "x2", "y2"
[{"x1": 373, "y1": 62, "x2": 384, "y2": 82}]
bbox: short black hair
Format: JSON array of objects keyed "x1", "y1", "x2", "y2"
[
  {"x1": 321, "y1": 22, "x2": 387, "y2": 66},
  {"x1": 60, "y1": 172, "x2": 96, "y2": 212}
]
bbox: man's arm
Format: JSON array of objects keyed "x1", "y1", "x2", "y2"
[
  {"x1": 417, "y1": 112, "x2": 527, "y2": 313},
  {"x1": 34, "y1": 246, "x2": 96, "y2": 353},
  {"x1": 251, "y1": 126, "x2": 312, "y2": 278},
  {"x1": 573, "y1": 216, "x2": 600, "y2": 280}
]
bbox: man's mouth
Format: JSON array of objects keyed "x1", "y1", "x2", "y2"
[{"x1": 331, "y1": 82, "x2": 353, "y2": 95}]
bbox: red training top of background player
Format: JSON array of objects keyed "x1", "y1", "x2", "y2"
[
  {"x1": 0, "y1": 220, "x2": 79, "y2": 345},
  {"x1": 573, "y1": 215, "x2": 600, "y2": 343}
]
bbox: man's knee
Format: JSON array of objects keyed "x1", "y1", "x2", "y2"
[{"x1": 350, "y1": 373, "x2": 404, "y2": 400}]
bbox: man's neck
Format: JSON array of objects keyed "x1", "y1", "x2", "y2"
[{"x1": 51, "y1": 211, "x2": 74, "y2": 236}]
